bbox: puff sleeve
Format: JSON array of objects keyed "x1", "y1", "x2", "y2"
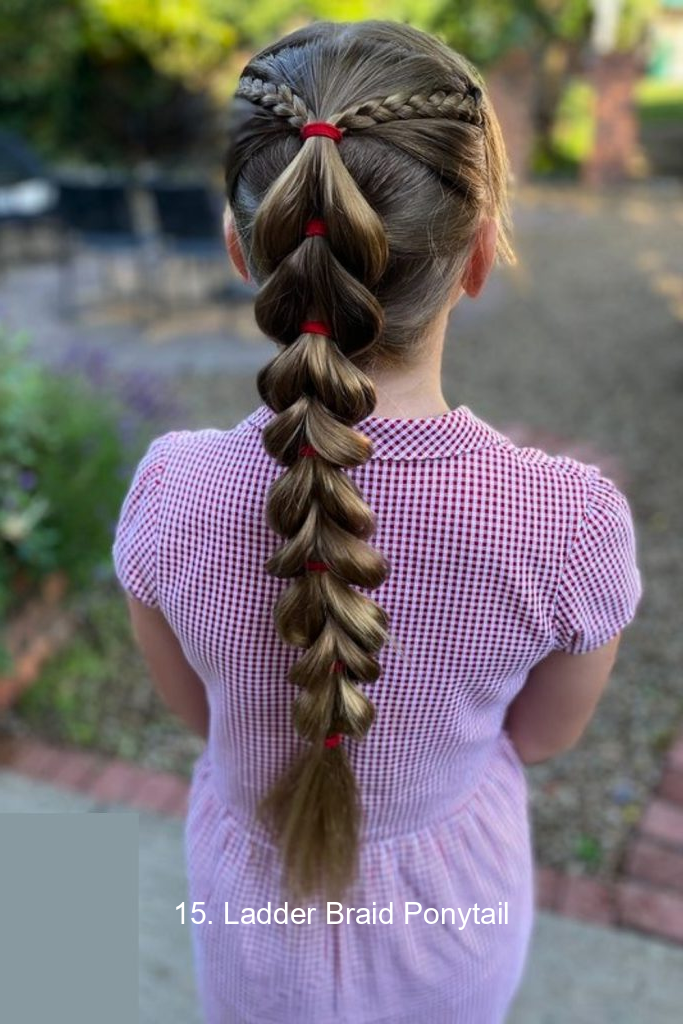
[
  {"x1": 552, "y1": 471, "x2": 644, "y2": 654},
  {"x1": 112, "y1": 434, "x2": 173, "y2": 608}
]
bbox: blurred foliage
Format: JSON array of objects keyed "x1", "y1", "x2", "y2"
[
  {"x1": 0, "y1": 1, "x2": 220, "y2": 164},
  {"x1": 431, "y1": 0, "x2": 658, "y2": 65},
  {"x1": 15, "y1": 581, "x2": 154, "y2": 753},
  {"x1": 635, "y1": 76, "x2": 683, "y2": 121},
  {"x1": 531, "y1": 76, "x2": 595, "y2": 176},
  {"x1": 550, "y1": 77, "x2": 595, "y2": 163},
  {"x1": 0, "y1": 321, "x2": 188, "y2": 743},
  {"x1": 431, "y1": 1, "x2": 657, "y2": 181},
  {"x1": 0, "y1": 1, "x2": 665, "y2": 169},
  {"x1": 651, "y1": 725, "x2": 679, "y2": 754},
  {"x1": 0, "y1": 0, "x2": 432, "y2": 165},
  {"x1": 574, "y1": 833, "x2": 603, "y2": 869},
  {"x1": 0, "y1": 326, "x2": 125, "y2": 606},
  {"x1": 15, "y1": 579, "x2": 204, "y2": 776},
  {"x1": 83, "y1": 0, "x2": 238, "y2": 85},
  {"x1": 0, "y1": 322, "x2": 177, "y2": 637},
  {"x1": 616, "y1": 0, "x2": 660, "y2": 53},
  {"x1": 431, "y1": 0, "x2": 592, "y2": 69}
]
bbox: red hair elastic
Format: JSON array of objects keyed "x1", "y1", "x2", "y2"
[
  {"x1": 305, "y1": 219, "x2": 327, "y2": 237},
  {"x1": 300, "y1": 320, "x2": 332, "y2": 337},
  {"x1": 300, "y1": 122, "x2": 343, "y2": 143},
  {"x1": 305, "y1": 560, "x2": 329, "y2": 572},
  {"x1": 324, "y1": 733, "x2": 343, "y2": 749},
  {"x1": 299, "y1": 443, "x2": 317, "y2": 457},
  {"x1": 331, "y1": 660, "x2": 345, "y2": 673}
]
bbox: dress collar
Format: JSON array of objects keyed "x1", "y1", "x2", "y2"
[{"x1": 245, "y1": 403, "x2": 508, "y2": 462}]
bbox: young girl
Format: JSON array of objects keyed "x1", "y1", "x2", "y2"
[{"x1": 113, "y1": 19, "x2": 643, "y2": 1024}]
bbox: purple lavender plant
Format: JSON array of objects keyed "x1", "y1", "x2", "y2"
[
  {"x1": 50, "y1": 342, "x2": 184, "y2": 428},
  {"x1": 18, "y1": 469, "x2": 37, "y2": 491}
]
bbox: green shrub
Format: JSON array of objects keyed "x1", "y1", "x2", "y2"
[
  {"x1": 532, "y1": 77, "x2": 596, "y2": 178},
  {"x1": 16, "y1": 579, "x2": 203, "y2": 775},
  {"x1": 0, "y1": 323, "x2": 153, "y2": 655},
  {"x1": 635, "y1": 77, "x2": 683, "y2": 122}
]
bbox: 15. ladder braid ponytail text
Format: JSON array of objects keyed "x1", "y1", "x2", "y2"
[{"x1": 223, "y1": 19, "x2": 516, "y2": 905}]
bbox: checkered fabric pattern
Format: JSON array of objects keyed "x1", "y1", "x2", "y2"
[{"x1": 113, "y1": 403, "x2": 643, "y2": 1023}]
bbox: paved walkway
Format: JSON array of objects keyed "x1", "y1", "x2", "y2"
[{"x1": 2, "y1": 766, "x2": 682, "y2": 1023}]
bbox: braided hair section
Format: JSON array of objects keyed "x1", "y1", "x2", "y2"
[
  {"x1": 334, "y1": 84, "x2": 484, "y2": 128},
  {"x1": 236, "y1": 75, "x2": 484, "y2": 135}
]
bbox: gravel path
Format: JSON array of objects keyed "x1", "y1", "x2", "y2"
[{"x1": 2, "y1": 177, "x2": 681, "y2": 879}]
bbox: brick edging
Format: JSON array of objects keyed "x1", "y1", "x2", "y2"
[
  {"x1": 0, "y1": 736, "x2": 189, "y2": 817},
  {"x1": 536, "y1": 733, "x2": 683, "y2": 945},
  {"x1": 2, "y1": 732, "x2": 682, "y2": 945}
]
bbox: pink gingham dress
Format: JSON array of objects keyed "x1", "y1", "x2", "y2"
[{"x1": 113, "y1": 402, "x2": 643, "y2": 1024}]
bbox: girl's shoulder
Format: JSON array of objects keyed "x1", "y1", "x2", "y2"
[
  {"x1": 146, "y1": 419, "x2": 261, "y2": 468},
  {"x1": 463, "y1": 413, "x2": 618, "y2": 508},
  {"x1": 479, "y1": 432, "x2": 643, "y2": 654}
]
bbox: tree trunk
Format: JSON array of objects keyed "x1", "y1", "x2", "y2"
[
  {"x1": 485, "y1": 45, "x2": 537, "y2": 185},
  {"x1": 581, "y1": 49, "x2": 644, "y2": 187}
]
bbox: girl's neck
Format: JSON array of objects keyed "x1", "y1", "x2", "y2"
[{"x1": 367, "y1": 315, "x2": 451, "y2": 420}]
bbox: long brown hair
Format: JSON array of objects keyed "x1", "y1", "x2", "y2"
[{"x1": 223, "y1": 19, "x2": 515, "y2": 905}]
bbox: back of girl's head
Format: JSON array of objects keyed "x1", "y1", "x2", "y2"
[{"x1": 223, "y1": 19, "x2": 515, "y2": 906}]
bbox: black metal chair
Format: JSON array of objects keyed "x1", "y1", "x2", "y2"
[
  {"x1": 0, "y1": 129, "x2": 61, "y2": 271},
  {"x1": 147, "y1": 179, "x2": 223, "y2": 250},
  {"x1": 0, "y1": 128, "x2": 46, "y2": 185},
  {"x1": 143, "y1": 178, "x2": 232, "y2": 306},
  {"x1": 53, "y1": 174, "x2": 155, "y2": 319}
]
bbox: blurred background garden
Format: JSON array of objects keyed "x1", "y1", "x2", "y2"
[{"x1": 0, "y1": 0, "x2": 682, "y2": 892}]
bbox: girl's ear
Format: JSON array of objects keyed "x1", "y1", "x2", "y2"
[
  {"x1": 460, "y1": 217, "x2": 497, "y2": 299},
  {"x1": 223, "y1": 207, "x2": 251, "y2": 282}
]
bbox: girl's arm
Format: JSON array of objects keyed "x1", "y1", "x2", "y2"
[
  {"x1": 503, "y1": 634, "x2": 621, "y2": 765},
  {"x1": 125, "y1": 594, "x2": 209, "y2": 741}
]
